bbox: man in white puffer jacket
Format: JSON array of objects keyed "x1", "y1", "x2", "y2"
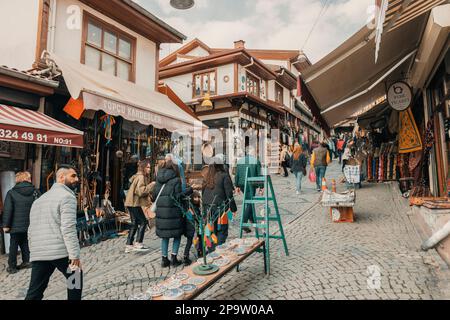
[{"x1": 25, "y1": 166, "x2": 82, "y2": 300}]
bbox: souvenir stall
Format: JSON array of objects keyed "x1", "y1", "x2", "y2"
[{"x1": 354, "y1": 86, "x2": 427, "y2": 197}]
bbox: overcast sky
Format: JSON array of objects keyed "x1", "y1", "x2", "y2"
[{"x1": 133, "y1": 0, "x2": 374, "y2": 63}]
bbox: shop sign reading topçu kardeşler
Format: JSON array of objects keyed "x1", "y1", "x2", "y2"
[{"x1": 387, "y1": 81, "x2": 412, "y2": 111}]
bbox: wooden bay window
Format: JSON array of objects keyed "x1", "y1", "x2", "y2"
[
  {"x1": 246, "y1": 72, "x2": 260, "y2": 97},
  {"x1": 82, "y1": 12, "x2": 136, "y2": 82},
  {"x1": 193, "y1": 69, "x2": 217, "y2": 98}
]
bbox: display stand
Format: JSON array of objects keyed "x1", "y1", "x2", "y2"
[{"x1": 239, "y1": 167, "x2": 289, "y2": 274}]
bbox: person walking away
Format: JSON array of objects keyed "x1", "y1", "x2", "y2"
[
  {"x1": 153, "y1": 159, "x2": 191, "y2": 268},
  {"x1": 336, "y1": 136, "x2": 345, "y2": 164},
  {"x1": 2, "y1": 172, "x2": 40, "y2": 274},
  {"x1": 182, "y1": 190, "x2": 201, "y2": 266},
  {"x1": 280, "y1": 145, "x2": 290, "y2": 177},
  {"x1": 290, "y1": 146, "x2": 308, "y2": 195},
  {"x1": 25, "y1": 166, "x2": 82, "y2": 300},
  {"x1": 202, "y1": 157, "x2": 237, "y2": 248},
  {"x1": 124, "y1": 160, "x2": 154, "y2": 253},
  {"x1": 310, "y1": 142, "x2": 332, "y2": 192},
  {"x1": 234, "y1": 146, "x2": 262, "y2": 234}
]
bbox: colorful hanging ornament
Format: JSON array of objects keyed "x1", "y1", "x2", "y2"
[
  {"x1": 211, "y1": 234, "x2": 218, "y2": 245},
  {"x1": 205, "y1": 235, "x2": 212, "y2": 248},
  {"x1": 193, "y1": 237, "x2": 199, "y2": 246},
  {"x1": 100, "y1": 115, "x2": 116, "y2": 145}
]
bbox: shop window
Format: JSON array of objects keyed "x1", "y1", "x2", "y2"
[
  {"x1": 275, "y1": 83, "x2": 283, "y2": 105},
  {"x1": 246, "y1": 72, "x2": 260, "y2": 97},
  {"x1": 82, "y1": 13, "x2": 135, "y2": 82},
  {"x1": 193, "y1": 70, "x2": 217, "y2": 98}
]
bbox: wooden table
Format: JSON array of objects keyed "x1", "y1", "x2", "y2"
[{"x1": 153, "y1": 240, "x2": 266, "y2": 300}]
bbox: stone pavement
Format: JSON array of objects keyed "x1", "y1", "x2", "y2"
[{"x1": 1, "y1": 161, "x2": 449, "y2": 300}]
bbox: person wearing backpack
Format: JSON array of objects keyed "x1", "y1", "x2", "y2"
[{"x1": 2, "y1": 172, "x2": 40, "y2": 274}]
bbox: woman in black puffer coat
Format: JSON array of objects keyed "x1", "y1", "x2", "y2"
[{"x1": 153, "y1": 160, "x2": 191, "y2": 268}]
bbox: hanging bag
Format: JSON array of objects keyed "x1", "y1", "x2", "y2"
[
  {"x1": 308, "y1": 167, "x2": 316, "y2": 183},
  {"x1": 145, "y1": 184, "x2": 165, "y2": 219}
]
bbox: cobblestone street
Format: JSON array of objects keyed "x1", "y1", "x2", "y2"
[{"x1": 1, "y1": 162, "x2": 449, "y2": 300}]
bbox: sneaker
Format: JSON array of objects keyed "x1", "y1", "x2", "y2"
[
  {"x1": 17, "y1": 262, "x2": 31, "y2": 270},
  {"x1": 133, "y1": 243, "x2": 151, "y2": 252},
  {"x1": 243, "y1": 227, "x2": 252, "y2": 234},
  {"x1": 125, "y1": 245, "x2": 134, "y2": 253},
  {"x1": 183, "y1": 256, "x2": 192, "y2": 267},
  {"x1": 296, "y1": 191, "x2": 300, "y2": 195},
  {"x1": 7, "y1": 267, "x2": 18, "y2": 274},
  {"x1": 171, "y1": 254, "x2": 183, "y2": 267},
  {"x1": 161, "y1": 256, "x2": 170, "y2": 268}
]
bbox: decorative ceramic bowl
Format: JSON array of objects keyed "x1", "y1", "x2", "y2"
[
  {"x1": 128, "y1": 293, "x2": 151, "y2": 300},
  {"x1": 146, "y1": 285, "x2": 167, "y2": 297},
  {"x1": 163, "y1": 288, "x2": 184, "y2": 300},
  {"x1": 166, "y1": 279, "x2": 183, "y2": 290},
  {"x1": 215, "y1": 243, "x2": 230, "y2": 252},
  {"x1": 171, "y1": 272, "x2": 189, "y2": 281},
  {"x1": 207, "y1": 252, "x2": 222, "y2": 260},
  {"x1": 232, "y1": 248, "x2": 247, "y2": 256},
  {"x1": 240, "y1": 245, "x2": 253, "y2": 252},
  {"x1": 229, "y1": 238, "x2": 244, "y2": 246},
  {"x1": 214, "y1": 257, "x2": 231, "y2": 267},
  {"x1": 180, "y1": 284, "x2": 197, "y2": 293},
  {"x1": 197, "y1": 257, "x2": 214, "y2": 265},
  {"x1": 187, "y1": 277, "x2": 206, "y2": 286}
]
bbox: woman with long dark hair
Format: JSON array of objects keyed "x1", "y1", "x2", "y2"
[
  {"x1": 290, "y1": 144, "x2": 308, "y2": 195},
  {"x1": 124, "y1": 160, "x2": 154, "y2": 253},
  {"x1": 153, "y1": 159, "x2": 191, "y2": 268},
  {"x1": 202, "y1": 158, "x2": 237, "y2": 247}
]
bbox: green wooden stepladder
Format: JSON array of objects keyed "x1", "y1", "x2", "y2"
[{"x1": 239, "y1": 167, "x2": 289, "y2": 274}]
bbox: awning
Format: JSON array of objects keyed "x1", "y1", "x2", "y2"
[
  {"x1": 49, "y1": 53, "x2": 205, "y2": 134},
  {"x1": 375, "y1": 0, "x2": 447, "y2": 61},
  {"x1": 0, "y1": 104, "x2": 84, "y2": 148},
  {"x1": 302, "y1": 14, "x2": 428, "y2": 127}
]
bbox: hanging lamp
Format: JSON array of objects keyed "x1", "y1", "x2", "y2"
[
  {"x1": 201, "y1": 93, "x2": 213, "y2": 108},
  {"x1": 170, "y1": 0, "x2": 195, "y2": 10}
]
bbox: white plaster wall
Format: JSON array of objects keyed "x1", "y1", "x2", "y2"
[
  {"x1": 0, "y1": 0, "x2": 39, "y2": 70},
  {"x1": 267, "y1": 81, "x2": 275, "y2": 101},
  {"x1": 284, "y1": 87, "x2": 291, "y2": 109},
  {"x1": 53, "y1": 0, "x2": 157, "y2": 89},
  {"x1": 187, "y1": 46, "x2": 210, "y2": 58},
  {"x1": 163, "y1": 73, "x2": 193, "y2": 102},
  {"x1": 217, "y1": 64, "x2": 234, "y2": 96}
]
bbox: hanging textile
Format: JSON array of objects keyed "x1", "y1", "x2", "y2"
[
  {"x1": 398, "y1": 108, "x2": 423, "y2": 154},
  {"x1": 100, "y1": 115, "x2": 116, "y2": 145}
]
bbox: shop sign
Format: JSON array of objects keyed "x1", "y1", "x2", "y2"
[
  {"x1": 0, "y1": 125, "x2": 83, "y2": 148},
  {"x1": 387, "y1": 81, "x2": 412, "y2": 111}
]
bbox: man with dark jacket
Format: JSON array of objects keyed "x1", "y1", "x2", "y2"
[{"x1": 2, "y1": 172, "x2": 39, "y2": 274}]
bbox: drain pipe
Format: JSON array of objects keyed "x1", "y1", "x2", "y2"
[
  {"x1": 242, "y1": 57, "x2": 254, "y2": 69},
  {"x1": 421, "y1": 220, "x2": 450, "y2": 251}
]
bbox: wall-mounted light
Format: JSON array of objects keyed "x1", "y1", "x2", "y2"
[
  {"x1": 201, "y1": 93, "x2": 213, "y2": 108},
  {"x1": 170, "y1": 0, "x2": 195, "y2": 10}
]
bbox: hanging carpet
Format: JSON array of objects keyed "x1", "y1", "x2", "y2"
[{"x1": 398, "y1": 108, "x2": 422, "y2": 154}]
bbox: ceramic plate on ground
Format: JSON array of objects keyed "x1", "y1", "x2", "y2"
[
  {"x1": 171, "y1": 272, "x2": 189, "y2": 281},
  {"x1": 197, "y1": 257, "x2": 214, "y2": 265},
  {"x1": 214, "y1": 257, "x2": 230, "y2": 267},
  {"x1": 128, "y1": 293, "x2": 151, "y2": 300},
  {"x1": 163, "y1": 288, "x2": 184, "y2": 300},
  {"x1": 146, "y1": 285, "x2": 167, "y2": 297},
  {"x1": 180, "y1": 284, "x2": 197, "y2": 293},
  {"x1": 166, "y1": 279, "x2": 183, "y2": 290},
  {"x1": 232, "y1": 248, "x2": 247, "y2": 256},
  {"x1": 187, "y1": 277, "x2": 206, "y2": 286},
  {"x1": 215, "y1": 243, "x2": 230, "y2": 251},
  {"x1": 229, "y1": 238, "x2": 244, "y2": 246},
  {"x1": 207, "y1": 252, "x2": 222, "y2": 260}
]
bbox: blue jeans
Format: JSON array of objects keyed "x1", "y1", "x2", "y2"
[
  {"x1": 161, "y1": 237, "x2": 181, "y2": 257},
  {"x1": 315, "y1": 166, "x2": 327, "y2": 190},
  {"x1": 294, "y1": 171, "x2": 304, "y2": 192}
]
